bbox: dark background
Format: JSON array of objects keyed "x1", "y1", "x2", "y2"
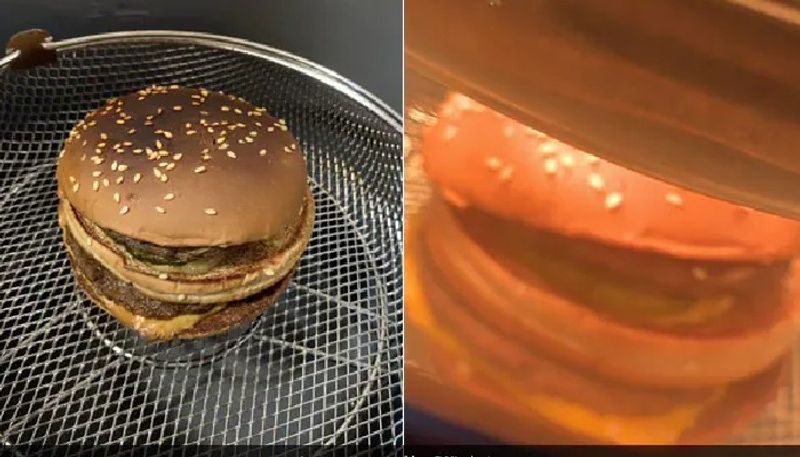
[{"x1": 1, "y1": 0, "x2": 403, "y2": 112}]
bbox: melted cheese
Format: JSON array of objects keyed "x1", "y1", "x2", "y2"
[{"x1": 528, "y1": 388, "x2": 726, "y2": 444}]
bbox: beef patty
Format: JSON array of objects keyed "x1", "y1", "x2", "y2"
[
  {"x1": 442, "y1": 202, "x2": 792, "y2": 336},
  {"x1": 64, "y1": 227, "x2": 291, "y2": 319},
  {"x1": 74, "y1": 198, "x2": 307, "y2": 272}
]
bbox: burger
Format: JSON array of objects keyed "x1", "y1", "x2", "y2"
[
  {"x1": 405, "y1": 93, "x2": 800, "y2": 443},
  {"x1": 57, "y1": 85, "x2": 314, "y2": 341}
]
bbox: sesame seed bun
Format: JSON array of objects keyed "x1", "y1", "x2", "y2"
[
  {"x1": 422, "y1": 93, "x2": 800, "y2": 261},
  {"x1": 57, "y1": 85, "x2": 309, "y2": 247}
]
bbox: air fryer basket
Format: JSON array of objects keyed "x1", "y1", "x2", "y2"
[
  {"x1": 404, "y1": 70, "x2": 800, "y2": 444},
  {"x1": 0, "y1": 31, "x2": 403, "y2": 453}
]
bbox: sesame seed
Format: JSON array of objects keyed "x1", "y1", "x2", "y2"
[
  {"x1": 92, "y1": 181, "x2": 99, "y2": 191},
  {"x1": 155, "y1": 140, "x2": 163, "y2": 150},
  {"x1": 443, "y1": 125, "x2": 458, "y2": 141},
  {"x1": 283, "y1": 146, "x2": 292, "y2": 153},
  {"x1": 245, "y1": 137, "x2": 254, "y2": 143},
  {"x1": 80, "y1": 154, "x2": 86, "y2": 161},
  {"x1": 127, "y1": 129, "x2": 136, "y2": 135},
  {"x1": 91, "y1": 156, "x2": 105, "y2": 165},
  {"x1": 255, "y1": 121, "x2": 263, "y2": 127},
  {"x1": 97, "y1": 143, "x2": 107, "y2": 149},
  {"x1": 259, "y1": 149, "x2": 267, "y2": 156},
  {"x1": 100, "y1": 133, "x2": 108, "y2": 140},
  {"x1": 499, "y1": 166, "x2": 514, "y2": 181},
  {"x1": 133, "y1": 173, "x2": 142, "y2": 183},
  {"x1": 665, "y1": 192, "x2": 683, "y2": 206},
  {"x1": 221, "y1": 106, "x2": 230, "y2": 111},
  {"x1": 162, "y1": 131, "x2": 173, "y2": 139},
  {"x1": 248, "y1": 131, "x2": 258, "y2": 137},
  {"x1": 119, "y1": 206, "x2": 129, "y2": 215},
  {"x1": 543, "y1": 158, "x2": 559, "y2": 175},
  {"x1": 234, "y1": 108, "x2": 242, "y2": 114},
  {"x1": 116, "y1": 176, "x2": 124, "y2": 184},
  {"x1": 267, "y1": 126, "x2": 275, "y2": 132},
  {"x1": 113, "y1": 192, "x2": 120, "y2": 203},
  {"x1": 538, "y1": 141, "x2": 558, "y2": 154},
  {"x1": 207, "y1": 127, "x2": 214, "y2": 133},
  {"x1": 115, "y1": 119, "x2": 125, "y2": 125},
  {"x1": 172, "y1": 106, "x2": 182, "y2": 111},
  {"x1": 153, "y1": 168, "x2": 162, "y2": 178},
  {"x1": 173, "y1": 153, "x2": 183, "y2": 161},
  {"x1": 117, "y1": 164, "x2": 128, "y2": 172},
  {"x1": 204, "y1": 208, "x2": 217, "y2": 215},
  {"x1": 166, "y1": 163, "x2": 175, "y2": 171},
  {"x1": 177, "y1": 294, "x2": 187, "y2": 302},
  {"x1": 160, "y1": 174, "x2": 168, "y2": 183},
  {"x1": 237, "y1": 139, "x2": 245, "y2": 145},
  {"x1": 200, "y1": 110, "x2": 209, "y2": 116},
  {"x1": 186, "y1": 130, "x2": 196, "y2": 135},
  {"x1": 561, "y1": 153, "x2": 575, "y2": 168},
  {"x1": 215, "y1": 137, "x2": 226, "y2": 145},
  {"x1": 290, "y1": 144, "x2": 297, "y2": 150},
  {"x1": 263, "y1": 267, "x2": 275, "y2": 276},
  {"x1": 111, "y1": 161, "x2": 118, "y2": 171},
  {"x1": 279, "y1": 125, "x2": 288, "y2": 131},
  {"x1": 588, "y1": 173, "x2": 605, "y2": 190},
  {"x1": 155, "y1": 206, "x2": 166, "y2": 214},
  {"x1": 485, "y1": 157, "x2": 502, "y2": 170},
  {"x1": 92, "y1": 171, "x2": 102, "y2": 178},
  {"x1": 605, "y1": 192, "x2": 624, "y2": 210},
  {"x1": 159, "y1": 162, "x2": 169, "y2": 168},
  {"x1": 133, "y1": 148, "x2": 143, "y2": 154},
  {"x1": 227, "y1": 151, "x2": 237, "y2": 159},
  {"x1": 164, "y1": 193, "x2": 175, "y2": 200},
  {"x1": 102, "y1": 178, "x2": 110, "y2": 187},
  {"x1": 194, "y1": 166, "x2": 207, "y2": 173},
  {"x1": 69, "y1": 176, "x2": 77, "y2": 184},
  {"x1": 123, "y1": 141, "x2": 133, "y2": 147},
  {"x1": 158, "y1": 273, "x2": 168, "y2": 279},
  {"x1": 278, "y1": 119, "x2": 286, "y2": 125},
  {"x1": 71, "y1": 183, "x2": 80, "y2": 193}
]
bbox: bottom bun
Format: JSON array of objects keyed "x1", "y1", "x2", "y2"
[
  {"x1": 65, "y1": 230, "x2": 292, "y2": 341},
  {"x1": 405, "y1": 213, "x2": 786, "y2": 444}
]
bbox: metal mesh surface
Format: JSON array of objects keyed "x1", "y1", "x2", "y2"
[
  {"x1": 404, "y1": 70, "x2": 800, "y2": 444},
  {"x1": 0, "y1": 33, "x2": 403, "y2": 454}
]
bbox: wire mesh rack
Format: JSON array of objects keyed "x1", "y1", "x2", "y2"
[
  {"x1": 404, "y1": 70, "x2": 800, "y2": 444},
  {"x1": 0, "y1": 31, "x2": 403, "y2": 455}
]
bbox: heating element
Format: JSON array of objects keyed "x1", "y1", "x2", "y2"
[{"x1": 0, "y1": 31, "x2": 402, "y2": 455}]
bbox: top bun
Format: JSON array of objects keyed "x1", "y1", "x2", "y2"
[
  {"x1": 422, "y1": 93, "x2": 800, "y2": 261},
  {"x1": 57, "y1": 86, "x2": 309, "y2": 247}
]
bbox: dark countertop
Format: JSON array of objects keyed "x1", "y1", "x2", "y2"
[{"x1": 1, "y1": 0, "x2": 402, "y2": 113}]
